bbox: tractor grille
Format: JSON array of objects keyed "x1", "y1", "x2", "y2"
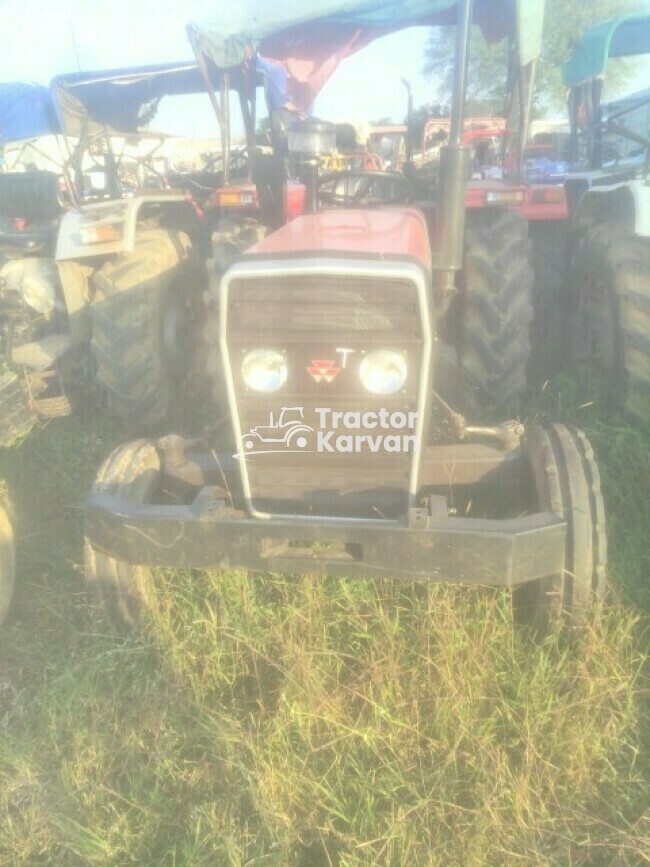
[{"x1": 223, "y1": 265, "x2": 432, "y2": 519}]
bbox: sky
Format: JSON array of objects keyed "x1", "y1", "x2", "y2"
[
  {"x1": 0, "y1": 0, "x2": 433, "y2": 139},
  {"x1": 0, "y1": 0, "x2": 649, "y2": 140}
]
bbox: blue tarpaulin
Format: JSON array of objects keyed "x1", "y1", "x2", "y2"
[
  {"x1": 0, "y1": 82, "x2": 60, "y2": 142},
  {"x1": 1, "y1": 61, "x2": 231, "y2": 141},
  {"x1": 50, "y1": 60, "x2": 225, "y2": 136}
]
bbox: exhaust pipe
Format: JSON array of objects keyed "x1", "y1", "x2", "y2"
[{"x1": 437, "y1": 0, "x2": 473, "y2": 279}]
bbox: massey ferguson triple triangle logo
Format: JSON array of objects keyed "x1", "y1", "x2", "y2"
[
  {"x1": 307, "y1": 348, "x2": 355, "y2": 383},
  {"x1": 307, "y1": 360, "x2": 341, "y2": 383}
]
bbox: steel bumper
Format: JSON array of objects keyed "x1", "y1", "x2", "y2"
[{"x1": 85, "y1": 487, "x2": 567, "y2": 587}]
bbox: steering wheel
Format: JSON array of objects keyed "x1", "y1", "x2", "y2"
[{"x1": 318, "y1": 170, "x2": 414, "y2": 208}]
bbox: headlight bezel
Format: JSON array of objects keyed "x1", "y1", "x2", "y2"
[
  {"x1": 241, "y1": 347, "x2": 288, "y2": 393},
  {"x1": 359, "y1": 349, "x2": 408, "y2": 395}
]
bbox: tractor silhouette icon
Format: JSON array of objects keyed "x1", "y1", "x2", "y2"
[{"x1": 241, "y1": 407, "x2": 314, "y2": 453}]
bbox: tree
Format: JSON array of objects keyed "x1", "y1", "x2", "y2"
[
  {"x1": 423, "y1": 0, "x2": 645, "y2": 115},
  {"x1": 408, "y1": 102, "x2": 446, "y2": 143}
]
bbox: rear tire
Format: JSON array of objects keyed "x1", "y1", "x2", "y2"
[
  {"x1": 0, "y1": 485, "x2": 15, "y2": 627},
  {"x1": 202, "y1": 268, "x2": 229, "y2": 421},
  {"x1": 84, "y1": 440, "x2": 160, "y2": 630},
  {"x1": 90, "y1": 228, "x2": 199, "y2": 428},
  {"x1": 451, "y1": 208, "x2": 533, "y2": 415},
  {"x1": 528, "y1": 221, "x2": 569, "y2": 389},
  {"x1": 567, "y1": 222, "x2": 650, "y2": 424},
  {"x1": 516, "y1": 424, "x2": 607, "y2": 625}
]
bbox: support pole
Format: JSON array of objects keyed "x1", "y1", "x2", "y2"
[
  {"x1": 437, "y1": 0, "x2": 473, "y2": 279},
  {"x1": 517, "y1": 59, "x2": 537, "y2": 178},
  {"x1": 222, "y1": 72, "x2": 230, "y2": 187},
  {"x1": 448, "y1": 0, "x2": 473, "y2": 147},
  {"x1": 402, "y1": 78, "x2": 413, "y2": 165},
  {"x1": 192, "y1": 46, "x2": 227, "y2": 180}
]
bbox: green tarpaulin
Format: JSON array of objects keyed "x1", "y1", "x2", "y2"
[{"x1": 563, "y1": 14, "x2": 650, "y2": 87}]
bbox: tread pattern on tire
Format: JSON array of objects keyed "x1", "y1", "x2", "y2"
[
  {"x1": 528, "y1": 222, "x2": 569, "y2": 386},
  {"x1": 457, "y1": 208, "x2": 534, "y2": 414},
  {"x1": 89, "y1": 228, "x2": 195, "y2": 427},
  {"x1": 84, "y1": 439, "x2": 160, "y2": 629},
  {"x1": 569, "y1": 222, "x2": 650, "y2": 424},
  {"x1": 203, "y1": 254, "x2": 231, "y2": 421},
  {"x1": 522, "y1": 423, "x2": 607, "y2": 622},
  {"x1": 0, "y1": 485, "x2": 15, "y2": 627},
  {"x1": 201, "y1": 217, "x2": 266, "y2": 412}
]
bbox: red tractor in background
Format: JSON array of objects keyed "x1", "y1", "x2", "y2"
[{"x1": 85, "y1": 0, "x2": 606, "y2": 631}]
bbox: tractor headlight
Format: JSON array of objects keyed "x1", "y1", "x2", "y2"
[
  {"x1": 242, "y1": 348, "x2": 287, "y2": 392},
  {"x1": 359, "y1": 350, "x2": 407, "y2": 395}
]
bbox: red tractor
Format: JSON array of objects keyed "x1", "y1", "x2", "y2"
[{"x1": 85, "y1": 0, "x2": 606, "y2": 630}]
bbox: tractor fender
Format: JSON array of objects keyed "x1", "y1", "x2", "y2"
[
  {"x1": 55, "y1": 194, "x2": 193, "y2": 261},
  {"x1": 571, "y1": 179, "x2": 650, "y2": 238}
]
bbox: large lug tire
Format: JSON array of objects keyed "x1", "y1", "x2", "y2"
[
  {"x1": 204, "y1": 280, "x2": 223, "y2": 411},
  {"x1": 0, "y1": 486, "x2": 15, "y2": 627},
  {"x1": 516, "y1": 424, "x2": 607, "y2": 625},
  {"x1": 202, "y1": 275, "x2": 234, "y2": 437},
  {"x1": 84, "y1": 439, "x2": 161, "y2": 630},
  {"x1": 195, "y1": 218, "x2": 262, "y2": 418},
  {"x1": 567, "y1": 222, "x2": 650, "y2": 425},
  {"x1": 528, "y1": 221, "x2": 570, "y2": 389},
  {"x1": 452, "y1": 208, "x2": 534, "y2": 415},
  {"x1": 90, "y1": 228, "x2": 200, "y2": 428}
]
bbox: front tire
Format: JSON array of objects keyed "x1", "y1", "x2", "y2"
[
  {"x1": 85, "y1": 440, "x2": 161, "y2": 630},
  {"x1": 516, "y1": 424, "x2": 607, "y2": 625},
  {"x1": 0, "y1": 485, "x2": 15, "y2": 627},
  {"x1": 567, "y1": 222, "x2": 650, "y2": 424},
  {"x1": 451, "y1": 208, "x2": 533, "y2": 415}
]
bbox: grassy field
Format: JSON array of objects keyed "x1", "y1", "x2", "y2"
[{"x1": 0, "y1": 388, "x2": 648, "y2": 866}]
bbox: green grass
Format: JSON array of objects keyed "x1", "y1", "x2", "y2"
[{"x1": 0, "y1": 389, "x2": 648, "y2": 866}]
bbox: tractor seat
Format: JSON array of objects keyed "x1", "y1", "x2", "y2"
[{"x1": 0, "y1": 171, "x2": 63, "y2": 222}]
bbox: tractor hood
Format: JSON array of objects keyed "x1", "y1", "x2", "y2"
[
  {"x1": 563, "y1": 14, "x2": 650, "y2": 87},
  {"x1": 188, "y1": 0, "x2": 545, "y2": 112}
]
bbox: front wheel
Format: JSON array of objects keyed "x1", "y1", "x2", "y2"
[
  {"x1": 0, "y1": 485, "x2": 15, "y2": 627},
  {"x1": 85, "y1": 440, "x2": 161, "y2": 630},
  {"x1": 515, "y1": 424, "x2": 607, "y2": 626}
]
